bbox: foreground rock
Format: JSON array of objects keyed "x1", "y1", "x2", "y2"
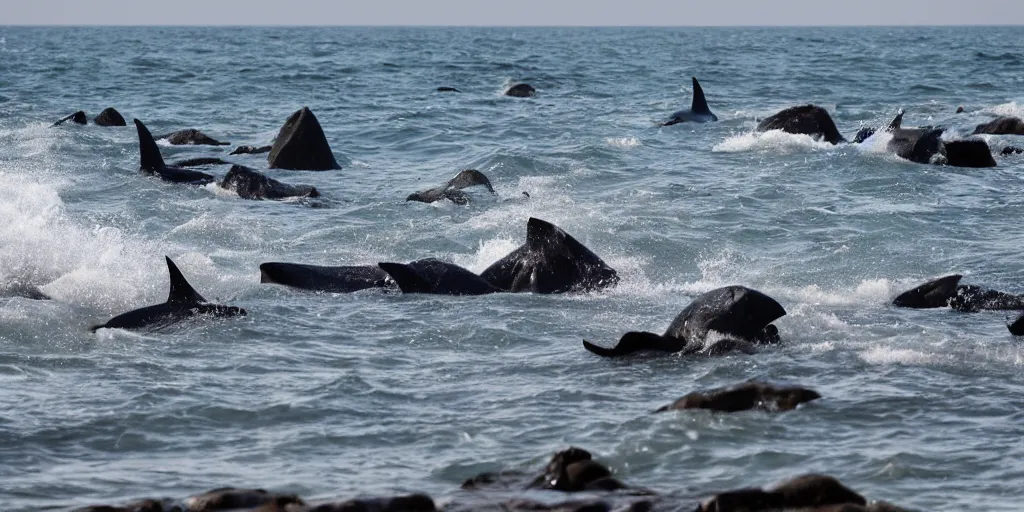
[{"x1": 696, "y1": 474, "x2": 908, "y2": 512}]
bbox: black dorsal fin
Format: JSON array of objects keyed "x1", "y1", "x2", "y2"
[
  {"x1": 165, "y1": 256, "x2": 206, "y2": 304},
  {"x1": 888, "y1": 110, "x2": 905, "y2": 131},
  {"x1": 690, "y1": 77, "x2": 712, "y2": 115},
  {"x1": 134, "y1": 119, "x2": 166, "y2": 172}
]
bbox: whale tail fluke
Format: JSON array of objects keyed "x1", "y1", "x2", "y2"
[
  {"x1": 134, "y1": 119, "x2": 167, "y2": 171},
  {"x1": 165, "y1": 256, "x2": 207, "y2": 304},
  {"x1": 691, "y1": 77, "x2": 712, "y2": 115},
  {"x1": 583, "y1": 331, "x2": 675, "y2": 358},
  {"x1": 377, "y1": 262, "x2": 431, "y2": 294}
]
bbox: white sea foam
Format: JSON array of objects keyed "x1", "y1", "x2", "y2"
[
  {"x1": 712, "y1": 129, "x2": 837, "y2": 153},
  {"x1": 606, "y1": 136, "x2": 641, "y2": 149}
]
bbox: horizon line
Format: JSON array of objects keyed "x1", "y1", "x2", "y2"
[{"x1": 3, "y1": 23, "x2": 1024, "y2": 28}]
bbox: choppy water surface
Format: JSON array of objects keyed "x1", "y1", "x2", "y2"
[{"x1": 2, "y1": 26, "x2": 1024, "y2": 511}]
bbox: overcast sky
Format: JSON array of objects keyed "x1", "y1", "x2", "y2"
[{"x1": 5, "y1": 0, "x2": 1024, "y2": 26}]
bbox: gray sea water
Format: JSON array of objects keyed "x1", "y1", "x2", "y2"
[{"x1": 2, "y1": 25, "x2": 1024, "y2": 511}]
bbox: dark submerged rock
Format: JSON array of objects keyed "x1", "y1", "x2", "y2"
[
  {"x1": 230, "y1": 144, "x2": 273, "y2": 155},
  {"x1": 972, "y1": 116, "x2": 1024, "y2": 135},
  {"x1": 219, "y1": 164, "x2": 319, "y2": 200},
  {"x1": 156, "y1": 128, "x2": 230, "y2": 146},
  {"x1": 656, "y1": 381, "x2": 821, "y2": 413},
  {"x1": 505, "y1": 83, "x2": 537, "y2": 98},
  {"x1": 304, "y1": 493, "x2": 436, "y2": 512},
  {"x1": 267, "y1": 107, "x2": 341, "y2": 171},
  {"x1": 697, "y1": 474, "x2": 867, "y2": 512},
  {"x1": 1001, "y1": 145, "x2": 1024, "y2": 155},
  {"x1": 94, "y1": 107, "x2": 127, "y2": 126}
]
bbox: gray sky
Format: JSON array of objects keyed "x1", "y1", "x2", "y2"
[{"x1": 6, "y1": 0, "x2": 1024, "y2": 26}]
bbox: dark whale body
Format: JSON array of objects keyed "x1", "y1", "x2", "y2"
[
  {"x1": 583, "y1": 285, "x2": 785, "y2": 357},
  {"x1": 53, "y1": 111, "x2": 87, "y2": 126},
  {"x1": 505, "y1": 83, "x2": 536, "y2": 98},
  {"x1": 407, "y1": 169, "x2": 495, "y2": 205},
  {"x1": 134, "y1": 119, "x2": 216, "y2": 185},
  {"x1": 267, "y1": 106, "x2": 341, "y2": 171},
  {"x1": 155, "y1": 128, "x2": 230, "y2": 146},
  {"x1": 663, "y1": 77, "x2": 718, "y2": 125},
  {"x1": 480, "y1": 218, "x2": 618, "y2": 294},
  {"x1": 757, "y1": 105, "x2": 846, "y2": 144},
  {"x1": 219, "y1": 165, "x2": 319, "y2": 200},
  {"x1": 973, "y1": 116, "x2": 1024, "y2": 136},
  {"x1": 436, "y1": 86, "x2": 461, "y2": 93},
  {"x1": 94, "y1": 107, "x2": 127, "y2": 127},
  {"x1": 260, "y1": 263, "x2": 392, "y2": 293},
  {"x1": 656, "y1": 381, "x2": 820, "y2": 413},
  {"x1": 90, "y1": 257, "x2": 245, "y2": 332},
  {"x1": 892, "y1": 274, "x2": 1024, "y2": 312},
  {"x1": 378, "y1": 259, "x2": 499, "y2": 296}
]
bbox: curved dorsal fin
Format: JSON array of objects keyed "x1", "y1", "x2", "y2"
[
  {"x1": 377, "y1": 262, "x2": 431, "y2": 293},
  {"x1": 134, "y1": 119, "x2": 166, "y2": 172},
  {"x1": 690, "y1": 77, "x2": 712, "y2": 115},
  {"x1": 165, "y1": 256, "x2": 206, "y2": 304}
]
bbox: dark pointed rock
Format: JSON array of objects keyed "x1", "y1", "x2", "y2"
[
  {"x1": 656, "y1": 381, "x2": 820, "y2": 413},
  {"x1": 267, "y1": 107, "x2": 341, "y2": 171},
  {"x1": 94, "y1": 107, "x2": 127, "y2": 127}
]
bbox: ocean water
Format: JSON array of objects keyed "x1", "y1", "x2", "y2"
[{"x1": 1, "y1": 25, "x2": 1024, "y2": 511}]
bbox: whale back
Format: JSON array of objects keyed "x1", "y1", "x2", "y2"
[
  {"x1": 892, "y1": 274, "x2": 963, "y2": 308},
  {"x1": 378, "y1": 259, "x2": 498, "y2": 295},
  {"x1": 664, "y1": 286, "x2": 786, "y2": 343},
  {"x1": 165, "y1": 256, "x2": 206, "y2": 304},
  {"x1": 134, "y1": 119, "x2": 167, "y2": 171},
  {"x1": 259, "y1": 263, "x2": 390, "y2": 293},
  {"x1": 691, "y1": 77, "x2": 713, "y2": 115}
]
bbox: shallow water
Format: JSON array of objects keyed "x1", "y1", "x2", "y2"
[{"x1": 2, "y1": 26, "x2": 1024, "y2": 511}]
